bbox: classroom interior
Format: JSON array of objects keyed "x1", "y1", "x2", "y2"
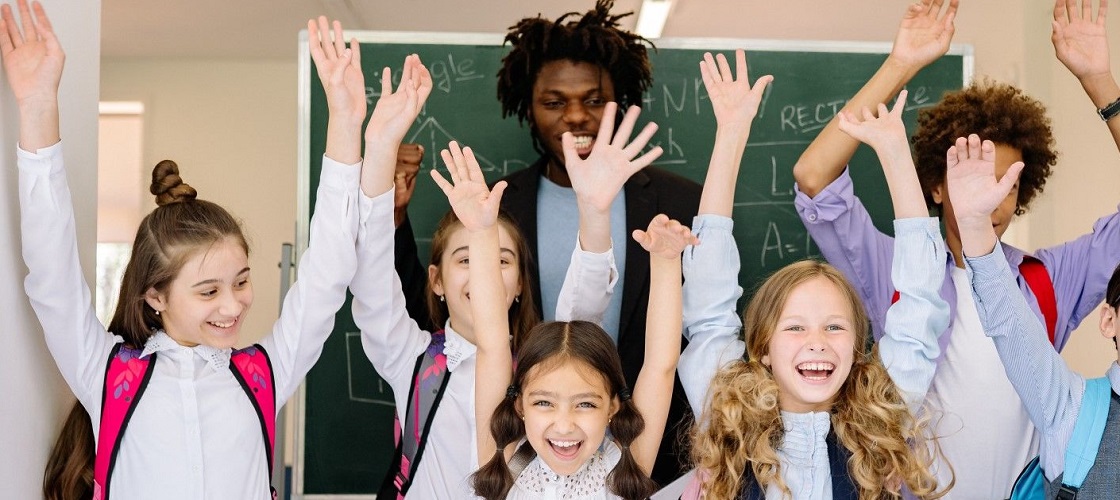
[{"x1": 2, "y1": 0, "x2": 1119, "y2": 497}]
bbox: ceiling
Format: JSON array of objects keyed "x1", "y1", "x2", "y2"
[{"x1": 101, "y1": 0, "x2": 647, "y2": 59}]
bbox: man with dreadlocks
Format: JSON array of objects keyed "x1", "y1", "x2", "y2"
[{"x1": 392, "y1": 0, "x2": 700, "y2": 488}]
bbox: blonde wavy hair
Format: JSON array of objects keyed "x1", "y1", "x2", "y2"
[{"x1": 690, "y1": 260, "x2": 949, "y2": 499}]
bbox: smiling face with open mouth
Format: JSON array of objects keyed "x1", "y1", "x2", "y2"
[
  {"x1": 761, "y1": 276, "x2": 857, "y2": 413},
  {"x1": 145, "y1": 236, "x2": 254, "y2": 349},
  {"x1": 529, "y1": 59, "x2": 616, "y2": 185},
  {"x1": 518, "y1": 358, "x2": 618, "y2": 476}
]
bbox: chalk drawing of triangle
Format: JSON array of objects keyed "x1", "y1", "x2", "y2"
[{"x1": 407, "y1": 117, "x2": 501, "y2": 173}]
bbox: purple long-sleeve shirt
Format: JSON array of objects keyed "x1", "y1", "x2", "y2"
[{"x1": 795, "y1": 168, "x2": 1120, "y2": 354}]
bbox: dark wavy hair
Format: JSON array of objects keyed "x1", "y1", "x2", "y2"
[
  {"x1": 912, "y1": 79, "x2": 1057, "y2": 216},
  {"x1": 497, "y1": 0, "x2": 654, "y2": 155},
  {"x1": 471, "y1": 321, "x2": 658, "y2": 500}
]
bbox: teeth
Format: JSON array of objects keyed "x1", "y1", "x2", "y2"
[
  {"x1": 797, "y1": 362, "x2": 834, "y2": 371},
  {"x1": 549, "y1": 439, "x2": 579, "y2": 448},
  {"x1": 572, "y1": 136, "x2": 593, "y2": 149},
  {"x1": 210, "y1": 320, "x2": 235, "y2": 328}
]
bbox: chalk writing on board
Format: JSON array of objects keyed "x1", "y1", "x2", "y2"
[
  {"x1": 759, "y1": 222, "x2": 815, "y2": 268},
  {"x1": 642, "y1": 78, "x2": 709, "y2": 118},
  {"x1": 345, "y1": 332, "x2": 395, "y2": 406},
  {"x1": 779, "y1": 100, "x2": 847, "y2": 135},
  {"x1": 646, "y1": 127, "x2": 686, "y2": 165},
  {"x1": 408, "y1": 117, "x2": 505, "y2": 174}
]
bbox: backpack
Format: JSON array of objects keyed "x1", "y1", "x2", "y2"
[
  {"x1": 892, "y1": 256, "x2": 1058, "y2": 344},
  {"x1": 379, "y1": 331, "x2": 452, "y2": 499},
  {"x1": 92, "y1": 343, "x2": 276, "y2": 500},
  {"x1": 1008, "y1": 377, "x2": 1112, "y2": 500}
]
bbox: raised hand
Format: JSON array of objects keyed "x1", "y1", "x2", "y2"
[
  {"x1": 889, "y1": 0, "x2": 958, "y2": 70},
  {"x1": 946, "y1": 135, "x2": 1025, "y2": 225},
  {"x1": 633, "y1": 214, "x2": 699, "y2": 260},
  {"x1": 837, "y1": 90, "x2": 909, "y2": 156},
  {"x1": 430, "y1": 141, "x2": 507, "y2": 233},
  {"x1": 699, "y1": 50, "x2": 773, "y2": 133},
  {"x1": 564, "y1": 102, "x2": 662, "y2": 212},
  {"x1": 0, "y1": 0, "x2": 61, "y2": 106},
  {"x1": 1053, "y1": 0, "x2": 1111, "y2": 81},
  {"x1": 365, "y1": 54, "x2": 433, "y2": 150},
  {"x1": 308, "y1": 16, "x2": 366, "y2": 126}
]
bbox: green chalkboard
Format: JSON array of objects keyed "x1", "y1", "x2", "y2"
[{"x1": 295, "y1": 31, "x2": 972, "y2": 496}]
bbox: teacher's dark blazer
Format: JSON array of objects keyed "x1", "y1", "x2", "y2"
[{"x1": 393, "y1": 157, "x2": 701, "y2": 485}]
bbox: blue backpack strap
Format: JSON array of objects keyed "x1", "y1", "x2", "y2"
[
  {"x1": 380, "y1": 331, "x2": 451, "y2": 498},
  {"x1": 94, "y1": 344, "x2": 155, "y2": 500},
  {"x1": 1058, "y1": 377, "x2": 1112, "y2": 495},
  {"x1": 229, "y1": 344, "x2": 277, "y2": 480}
]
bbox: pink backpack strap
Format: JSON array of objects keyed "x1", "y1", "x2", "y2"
[
  {"x1": 93, "y1": 344, "x2": 155, "y2": 500},
  {"x1": 230, "y1": 344, "x2": 276, "y2": 478}
]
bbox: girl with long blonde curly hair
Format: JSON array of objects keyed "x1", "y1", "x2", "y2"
[{"x1": 677, "y1": 54, "x2": 952, "y2": 499}]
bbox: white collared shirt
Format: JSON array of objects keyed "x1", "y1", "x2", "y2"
[{"x1": 17, "y1": 142, "x2": 385, "y2": 499}]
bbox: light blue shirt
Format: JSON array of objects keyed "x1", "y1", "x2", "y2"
[
  {"x1": 537, "y1": 176, "x2": 627, "y2": 341},
  {"x1": 967, "y1": 246, "x2": 1120, "y2": 481}
]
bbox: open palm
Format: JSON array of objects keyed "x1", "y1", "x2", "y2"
[
  {"x1": 890, "y1": 0, "x2": 958, "y2": 68},
  {"x1": 430, "y1": 141, "x2": 506, "y2": 232},
  {"x1": 565, "y1": 102, "x2": 662, "y2": 212},
  {"x1": 700, "y1": 49, "x2": 772, "y2": 132},
  {"x1": 0, "y1": 0, "x2": 63, "y2": 106},
  {"x1": 1052, "y1": 0, "x2": 1111, "y2": 79},
  {"x1": 308, "y1": 16, "x2": 366, "y2": 125},
  {"x1": 945, "y1": 135, "x2": 1024, "y2": 221},
  {"x1": 366, "y1": 54, "x2": 433, "y2": 149}
]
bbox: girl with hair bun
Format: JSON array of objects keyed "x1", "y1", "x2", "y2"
[
  {"x1": 678, "y1": 52, "x2": 949, "y2": 499},
  {"x1": 3, "y1": 2, "x2": 430, "y2": 497}
]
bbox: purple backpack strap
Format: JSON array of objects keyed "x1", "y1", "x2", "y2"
[
  {"x1": 229, "y1": 344, "x2": 277, "y2": 480},
  {"x1": 93, "y1": 344, "x2": 155, "y2": 500},
  {"x1": 379, "y1": 330, "x2": 450, "y2": 498}
]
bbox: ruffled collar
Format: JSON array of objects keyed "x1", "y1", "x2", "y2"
[
  {"x1": 442, "y1": 322, "x2": 477, "y2": 372},
  {"x1": 514, "y1": 439, "x2": 615, "y2": 498},
  {"x1": 141, "y1": 330, "x2": 232, "y2": 372},
  {"x1": 778, "y1": 410, "x2": 831, "y2": 466}
]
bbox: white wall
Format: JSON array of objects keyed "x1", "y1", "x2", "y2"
[
  {"x1": 0, "y1": 0, "x2": 100, "y2": 496},
  {"x1": 100, "y1": 58, "x2": 298, "y2": 344}
]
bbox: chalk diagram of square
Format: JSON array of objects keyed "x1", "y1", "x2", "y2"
[
  {"x1": 408, "y1": 117, "x2": 524, "y2": 175},
  {"x1": 345, "y1": 331, "x2": 396, "y2": 406}
]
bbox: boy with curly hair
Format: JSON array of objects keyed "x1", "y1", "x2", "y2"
[{"x1": 791, "y1": 0, "x2": 1120, "y2": 496}]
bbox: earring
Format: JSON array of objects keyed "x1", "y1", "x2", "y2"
[
  {"x1": 514, "y1": 296, "x2": 520, "y2": 303},
  {"x1": 438, "y1": 295, "x2": 445, "y2": 302},
  {"x1": 155, "y1": 310, "x2": 160, "y2": 316}
]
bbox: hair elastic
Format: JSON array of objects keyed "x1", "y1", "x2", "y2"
[
  {"x1": 506, "y1": 384, "x2": 519, "y2": 399},
  {"x1": 618, "y1": 387, "x2": 632, "y2": 402}
]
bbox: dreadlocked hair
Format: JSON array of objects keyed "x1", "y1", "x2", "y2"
[{"x1": 497, "y1": 0, "x2": 654, "y2": 153}]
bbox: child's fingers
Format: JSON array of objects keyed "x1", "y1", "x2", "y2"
[
  {"x1": 699, "y1": 59, "x2": 716, "y2": 94},
  {"x1": 876, "y1": 102, "x2": 889, "y2": 119},
  {"x1": 980, "y1": 138, "x2": 996, "y2": 163},
  {"x1": 647, "y1": 213, "x2": 670, "y2": 231},
  {"x1": 631, "y1": 229, "x2": 652, "y2": 248},
  {"x1": 946, "y1": 144, "x2": 959, "y2": 170},
  {"x1": 613, "y1": 105, "x2": 641, "y2": 148},
  {"x1": 967, "y1": 134, "x2": 982, "y2": 160},
  {"x1": 3, "y1": 3, "x2": 22, "y2": 48},
  {"x1": 735, "y1": 49, "x2": 747, "y2": 83},
  {"x1": 487, "y1": 180, "x2": 508, "y2": 211},
  {"x1": 380, "y1": 67, "x2": 392, "y2": 97},
  {"x1": 622, "y1": 121, "x2": 659, "y2": 159},
  {"x1": 751, "y1": 74, "x2": 774, "y2": 95},
  {"x1": 715, "y1": 52, "x2": 733, "y2": 82},
  {"x1": 891, "y1": 89, "x2": 908, "y2": 115},
  {"x1": 430, "y1": 168, "x2": 454, "y2": 195},
  {"x1": 414, "y1": 56, "x2": 433, "y2": 104},
  {"x1": 348, "y1": 37, "x2": 361, "y2": 68},
  {"x1": 1098, "y1": 0, "x2": 1108, "y2": 25},
  {"x1": 17, "y1": 0, "x2": 33, "y2": 42},
  {"x1": 31, "y1": 1, "x2": 52, "y2": 38},
  {"x1": 440, "y1": 146, "x2": 461, "y2": 185},
  {"x1": 331, "y1": 20, "x2": 346, "y2": 60},
  {"x1": 861, "y1": 105, "x2": 875, "y2": 122},
  {"x1": 999, "y1": 161, "x2": 1026, "y2": 191},
  {"x1": 462, "y1": 146, "x2": 485, "y2": 183},
  {"x1": 836, "y1": 111, "x2": 854, "y2": 135}
]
